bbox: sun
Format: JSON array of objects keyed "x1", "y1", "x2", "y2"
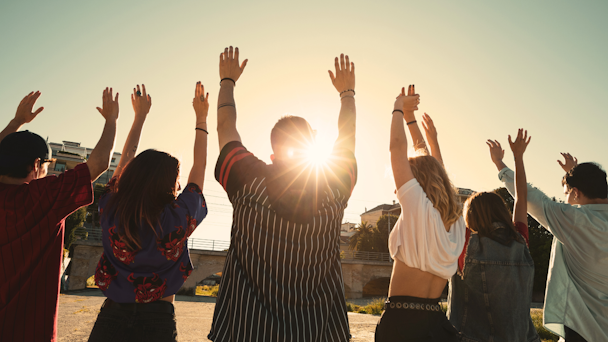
[{"x1": 305, "y1": 134, "x2": 332, "y2": 166}]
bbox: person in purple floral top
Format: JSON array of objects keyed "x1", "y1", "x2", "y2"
[{"x1": 88, "y1": 83, "x2": 210, "y2": 342}]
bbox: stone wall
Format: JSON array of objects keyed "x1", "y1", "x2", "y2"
[{"x1": 69, "y1": 241, "x2": 393, "y2": 298}]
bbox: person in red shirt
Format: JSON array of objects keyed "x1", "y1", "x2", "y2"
[{"x1": 0, "y1": 88, "x2": 120, "y2": 342}]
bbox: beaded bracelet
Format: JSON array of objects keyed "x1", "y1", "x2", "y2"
[
  {"x1": 392, "y1": 109, "x2": 404, "y2": 115},
  {"x1": 340, "y1": 89, "x2": 355, "y2": 96},
  {"x1": 195, "y1": 127, "x2": 209, "y2": 134},
  {"x1": 406, "y1": 120, "x2": 417, "y2": 125}
]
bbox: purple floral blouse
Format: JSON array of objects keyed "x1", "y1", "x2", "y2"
[{"x1": 94, "y1": 180, "x2": 207, "y2": 303}]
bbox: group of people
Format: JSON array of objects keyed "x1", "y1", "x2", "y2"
[{"x1": 0, "y1": 46, "x2": 606, "y2": 342}]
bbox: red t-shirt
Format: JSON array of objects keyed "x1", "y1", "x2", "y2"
[
  {"x1": 0, "y1": 163, "x2": 93, "y2": 342},
  {"x1": 458, "y1": 221, "x2": 529, "y2": 273}
]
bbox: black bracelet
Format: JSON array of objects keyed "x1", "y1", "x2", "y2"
[
  {"x1": 392, "y1": 109, "x2": 404, "y2": 115},
  {"x1": 406, "y1": 120, "x2": 417, "y2": 125},
  {"x1": 220, "y1": 78, "x2": 236, "y2": 86},
  {"x1": 195, "y1": 127, "x2": 209, "y2": 134},
  {"x1": 340, "y1": 89, "x2": 355, "y2": 96}
]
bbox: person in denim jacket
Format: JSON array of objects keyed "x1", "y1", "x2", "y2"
[{"x1": 448, "y1": 129, "x2": 540, "y2": 342}]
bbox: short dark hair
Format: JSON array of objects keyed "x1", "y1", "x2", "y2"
[
  {"x1": 270, "y1": 116, "x2": 314, "y2": 152},
  {"x1": 562, "y1": 162, "x2": 608, "y2": 199},
  {"x1": 0, "y1": 159, "x2": 37, "y2": 178}
]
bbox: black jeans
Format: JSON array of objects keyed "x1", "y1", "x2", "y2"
[
  {"x1": 565, "y1": 326, "x2": 588, "y2": 342},
  {"x1": 375, "y1": 296, "x2": 461, "y2": 342},
  {"x1": 88, "y1": 299, "x2": 178, "y2": 342}
]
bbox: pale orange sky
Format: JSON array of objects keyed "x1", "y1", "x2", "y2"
[{"x1": 2, "y1": 1, "x2": 607, "y2": 241}]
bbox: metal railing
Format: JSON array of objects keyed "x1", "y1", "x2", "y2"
[
  {"x1": 340, "y1": 250, "x2": 392, "y2": 262},
  {"x1": 80, "y1": 227, "x2": 391, "y2": 261},
  {"x1": 81, "y1": 227, "x2": 229, "y2": 252}
]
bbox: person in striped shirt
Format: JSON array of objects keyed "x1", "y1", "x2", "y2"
[
  {"x1": 208, "y1": 46, "x2": 357, "y2": 342},
  {"x1": 0, "y1": 89, "x2": 119, "y2": 342}
]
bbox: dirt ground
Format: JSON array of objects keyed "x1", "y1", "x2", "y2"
[{"x1": 57, "y1": 290, "x2": 379, "y2": 342}]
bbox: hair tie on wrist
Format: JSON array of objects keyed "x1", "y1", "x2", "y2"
[
  {"x1": 195, "y1": 127, "x2": 209, "y2": 134},
  {"x1": 406, "y1": 120, "x2": 417, "y2": 125},
  {"x1": 392, "y1": 109, "x2": 404, "y2": 115},
  {"x1": 220, "y1": 78, "x2": 236, "y2": 86},
  {"x1": 340, "y1": 89, "x2": 355, "y2": 96}
]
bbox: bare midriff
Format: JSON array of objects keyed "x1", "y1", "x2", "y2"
[
  {"x1": 160, "y1": 295, "x2": 175, "y2": 303},
  {"x1": 388, "y1": 259, "x2": 447, "y2": 299}
]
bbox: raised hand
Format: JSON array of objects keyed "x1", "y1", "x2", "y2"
[
  {"x1": 487, "y1": 139, "x2": 505, "y2": 166},
  {"x1": 220, "y1": 46, "x2": 248, "y2": 84},
  {"x1": 96, "y1": 87, "x2": 119, "y2": 121},
  {"x1": 508, "y1": 129, "x2": 532, "y2": 159},
  {"x1": 394, "y1": 85, "x2": 419, "y2": 113},
  {"x1": 15, "y1": 91, "x2": 44, "y2": 125},
  {"x1": 131, "y1": 84, "x2": 151, "y2": 118},
  {"x1": 421, "y1": 113, "x2": 437, "y2": 141},
  {"x1": 193, "y1": 81, "x2": 209, "y2": 123},
  {"x1": 558, "y1": 152, "x2": 578, "y2": 173},
  {"x1": 329, "y1": 53, "x2": 355, "y2": 94}
]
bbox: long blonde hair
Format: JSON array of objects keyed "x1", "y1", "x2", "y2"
[{"x1": 409, "y1": 155, "x2": 461, "y2": 228}]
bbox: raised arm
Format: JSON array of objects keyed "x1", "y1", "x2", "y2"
[
  {"x1": 217, "y1": 46, "x2": 247, "y2": 150},
  {"x1": 87, "y1": 88, "x2": 118, "y2": 181},
  {"x1": 87, "y1": 88, "x2": 119, "y2": 181},
  {"x1": 487, "y1": 139, "x2": 507, "y2": 172},
  {"x1": 390, "y1": 88, "x2": 419, "y2": 189},
  {"x1": 329, "y1": 53, "x2": 356, "y2": 153},
  {"x1": 113, "y1": 84, "x2": 151, "y2": 178},
  {"x1": 400, "y1": 85, "x2": 427, "y2": 151},
  {"x1": 508, "y1": 129, "x2": 532, "y2": 224},
  {"x1": 0, "y1": 91, "x2": 44, "y2": 143},
  {"x1": 558, "y1": 152, "x2": 578, "y2": 173},
  {"x1": 188, "y1": 82, "x2": 209, "y2": 189},
  {"x1": 421, "y1": 113, "x2": 443, "y2": 165}
]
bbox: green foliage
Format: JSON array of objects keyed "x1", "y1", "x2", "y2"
[
  {"x1": 349, "y1": 215, "x2": 398, "y2": 253},
  {"x1": 345, "y1": 298, "x2": 385, "y2": 315},
  {"x1": 64, "y1": 207, "x2": 87, "y2": 255},
  {"x1": 87, "y1": 184, "x2": 107, "y2": 228},
  {"x1": 196, "y1": 285, "x2": 219, "y2": 297},
  {"x1": 531, "y1": 309, "x2": 559, "y2": 341},
  {"x1": 494, "y1": 187, "x2": 554, "y2": 294}
]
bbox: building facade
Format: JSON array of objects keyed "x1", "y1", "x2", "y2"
[{"x1": 47, "y1": 140, "x2": 121, "y2": 186}]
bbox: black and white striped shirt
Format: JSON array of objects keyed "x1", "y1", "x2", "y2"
[{"x1": 209, "y1": 141, "x2": 357, "y2": 342}]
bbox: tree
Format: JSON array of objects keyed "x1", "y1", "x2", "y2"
[
  {"x1": 86, "y1": 183, "x2": 107, "y2": 228},
  {"x1": 348, "y1": 214, "x2": 398, "y2": 253},
  {"x1": 64, "y1": 207, "x2": 87, "y2": 256},
  {"x1": 374, "y1": 214, "x2": 399, "y2": 254},
  {"x1": 494, "y1": 187, "x2": 554, "y2": 294}
]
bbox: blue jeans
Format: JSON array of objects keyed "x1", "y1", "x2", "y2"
[{"x1": 88, "y1": 299, "x2": 178, "y2": 342}]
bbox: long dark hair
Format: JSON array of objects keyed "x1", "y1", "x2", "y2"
[
  {"x1": 104, "y1": 149, "x2": 180, "y2": 250},
  {"x1": 463, "y1": 191, "x2": 525, "y2": 245}
]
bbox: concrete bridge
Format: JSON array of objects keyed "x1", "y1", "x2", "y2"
[{"x1": 68, "y1": 240, "x2": 392, "y2": 299}]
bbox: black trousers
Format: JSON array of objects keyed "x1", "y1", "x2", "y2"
[
  {"x1": 375, "y1": 296, "x2": 460, "y2": 342},
  {"x1": 565, "y1": 326, "x2": 588, "y2": 342},
  {"x1": 88, "y1": 299, "x2": 178, "y2": 342}
]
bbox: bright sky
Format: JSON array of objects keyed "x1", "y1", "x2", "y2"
[{"x1": 2, "y1": 1, "x2": 607, "y2": 242}]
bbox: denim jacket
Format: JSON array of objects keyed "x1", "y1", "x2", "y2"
[{"x1": 447, "y1": 232, "x2": 540, "y2": 342}]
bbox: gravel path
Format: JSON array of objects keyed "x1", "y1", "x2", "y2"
[{"x1": 58, "y1": 290, "x2": 379, "y2": 342}]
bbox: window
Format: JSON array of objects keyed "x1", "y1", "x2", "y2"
[
  {"x1": 111, "y1": 158, "x2": 116, "y2": 163},
  {"x1": 55, "y1": 163, "x2": 66, "y2": 172}
]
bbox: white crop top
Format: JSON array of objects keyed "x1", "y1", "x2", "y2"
[{"x1": 389, "y1": 179, "x2": 466, "y2": 279}]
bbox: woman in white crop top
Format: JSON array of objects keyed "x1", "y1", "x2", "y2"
[{"x1": 375, "y1": 85, "x2": 465, "y2": 342}]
